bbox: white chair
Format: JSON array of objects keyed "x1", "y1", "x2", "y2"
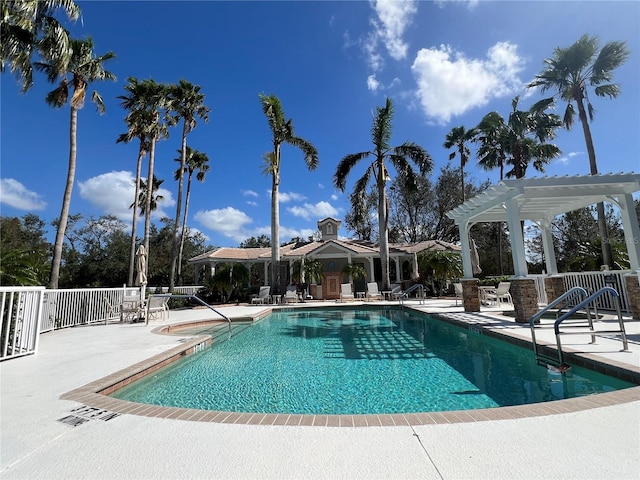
[
  {"x1": 146, "y1": 296, "x2": 169, "y2": 321},
  {"x1": 366, "y1": 282, "x2": 383, "y2": 301},
  {"x1": 284, "y1": 285, "x2": 299, "y2": 304},
  {"x1": 390, "y1": 284, "x2": 403, "y2": 300},
  {"x1": 484, "y1": 282, "x2": 512, "y2": 308},
  {"x1": 454, "y1": 283, "x2": 463, "y2": 306},
  {"x1": 120, "y1": 296, "x2": 142, "y2": 322},
  {"x1": 340, "y1": 283, "x2": 354, "y2": 302},
  {"x1": 251, "y1": 286, "x2": 271, "y2": 304}
]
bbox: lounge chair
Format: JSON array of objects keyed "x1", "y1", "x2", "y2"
[
  {"x1": 454, "y1": 283, "x2": 463, "y2": 306},
  {"x1": 146, "y1": 295, "x2": 169, "y2": 321},
  {"x1": 284, "y1": 285, "x2": 299, "y2": 304},
  {"x1": 390, "y1": 284, "x2": 403, "y2": 300},
  {"x1": 366, "y1": 282, "x2": 383, "y2": 301},
  {"x1": 340, "y1": 283, "x2": 354, "y2": 302},
  {"x1": 251, "y1": 286, "x2": 271, "y2": 304},
  {"x1": 484, "y1": 282, "x2": 513, "y2": 308},
  {"x1": 120, "y1": 295, "x2": 142, "y2": 322}
]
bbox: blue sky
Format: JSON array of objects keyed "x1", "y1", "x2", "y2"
[{"x1": 2, "y1": 0, "x2": 639, "y2": 248}]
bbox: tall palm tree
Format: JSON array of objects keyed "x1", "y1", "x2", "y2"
[
  {"x1": 35, "y1": 36, "x2": 115, "y2": 288},
  {"x1": 167, "y1": 80, "x2": 210, "y2": 291},
  {"x1": 475, "y1": 111, "x2": 508, "y2": 181},
  {"x1": 130, "y1": 176, "x2": 164, "y2": 214},
  {"x1": 334, "y1": 97, "x2": 433, "y2": 289},
  {"x1": 117, "y1": 106, "x2": 150, "y2": 285},
  {"x1": 1, "y1": 0, "x2": 80, "y2": 92},
  {"x1": 118, "y1": 77, "x2": 171, "y2": 273},
  {"x1": 259, "y1": 93, "x2": 318, "y2": 287},
  {"x1": 528, "y1": 34, "x2": 630, "y2": 269},
  {"x1": 443, "y1": 125, "x2": 476, "y2": 202},
  {"x1": 173, "y1": 146, "x2": 209, "y2": 282}
]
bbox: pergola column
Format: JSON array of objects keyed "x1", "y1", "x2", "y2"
[
  {"x1": 458, "y1": 221, "x2": 479, "y2": 312},
  {"x1": 539, "y1": 219, "x2": 558, "y2": 275},
  {"x1": 505, "y1": 197, "x2": 528, "y2": 277},
  {"x1": 614, "y1": 193, "x2": 640, "y2": 271}
]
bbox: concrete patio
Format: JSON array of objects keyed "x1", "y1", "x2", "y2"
[{"x1": 1, "y1": 299, "x2": 639, "y2": 480}]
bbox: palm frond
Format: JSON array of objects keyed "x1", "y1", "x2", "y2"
[{"x1": 333, "y1": 151, "x2": 370, "y2": 191}]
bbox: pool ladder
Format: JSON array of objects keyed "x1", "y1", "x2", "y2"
[
  {"x1": 397, "y1": 284, "x2": 425, "y2": 307},
  {"x1": 145, "y1": 294, "x2": 232, "y2": 334},
  {"x1": 530, "y1": 286, "x2": 629, "y2": 368}
]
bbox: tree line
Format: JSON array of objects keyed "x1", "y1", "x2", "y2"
[{"x1": 2, "y1": 2, "x2": 633, "y2": 291}]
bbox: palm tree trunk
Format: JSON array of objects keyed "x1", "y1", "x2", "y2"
[
  {"x1": 143, "y1": 136, "x2": 156, "y2": 277},
  {"x1": 49, "y1": 106, "x2": 78, "y2": 289},
  {"x1": 177, "y1": 172, "x2": 194, "y2": 283},
  {"x1": 169, "y1": 121, "x2": 188, "y2": 292},
  {"x1": 575, "y1": 98, "x2": 613, "y2": 267},
  {"x1": 377, "y1": 163, "x2": 390, "y2": 289},
  {"x1": 460, "y1": 163, "x2": 465, "y2": 202},
  {"x1": 270, "y1": 147, "x2": 280, "y2": 287},
  {"x1": 127, "y1": 146, "x2": 145, "y2": 285}
]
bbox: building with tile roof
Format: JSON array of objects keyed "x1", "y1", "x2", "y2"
[{"x1": 188, "y1": 217, "x2": 460, "y2": 300}]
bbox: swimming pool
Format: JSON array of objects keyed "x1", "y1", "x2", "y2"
[{"x1": 112, "y1": 307, "x2": 635, "y2": 414}]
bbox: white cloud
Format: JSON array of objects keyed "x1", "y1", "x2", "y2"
[
  {"x1": 243, "y1": 189, "x2": 258, "y2": 197},
  {"x1": 280, "y1": 226, "x2": 317, "y2": 242},
  {"x1": 411, "y1": 41, "x2": 526, "y2": 124},
  {"x1": 277, "y1": 191, "x2": 306, "y2": 203},
  {"x1": 367, "y1": 74, "x2": 381, "y2": 92},
  {"x1": 371, "y1": 0, "x2": 417, "y2": 60},
  {"x1": 557, "y1": 151, "x2": 583, "y2": 165},
  {"x1": 246, "y1": 200, "x2": 258, "y2": 207},
  {"x1": 363, "y1": 0, "x2": 418, "y2": 71},
  {"x1": 288, "y1": 201, "x2": 339, "y2": 221},
  {"x1": 0, "y1": 178, "x2": 47, "y2": 210},
  {"x1": 78, "y1": 171, "x2": 175, "y2": 221},
  {"x1": 194, "y1": 207, "x2": 253, "y2": 243},
  {"x1": 435, "y1": 0, "x2": 479, "y2": 9}
]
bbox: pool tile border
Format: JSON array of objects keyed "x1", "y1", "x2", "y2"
[{"x1": 60, "y1": 309, "x2": 640, "y2": 427}]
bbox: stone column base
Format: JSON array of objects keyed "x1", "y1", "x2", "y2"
[
  {"x1": 544, "y1": 275, "x2": 565, "y2": 305},
  {"x1": 461, "y1": 279, "x2": 480, "y2": 312},
  {"x1": 624, "y1": 274, "x2": 640, "y2": 320},
  {"x1": 511, "y1": 278, "x2": 538, "y2": 323}
]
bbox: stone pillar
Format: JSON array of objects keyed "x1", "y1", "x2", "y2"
[
  {"x1": 511, "y1": 278, "x2": 538, "y2": 323},
  {"x1": 461, "y1": 279, "x2": 480, "y2": 312},
  {"x1": 624, "y1": 273, "x2": 640, "y2": 320},
  {"x1": 544, "y1": 275, "x2": 565, "y2": 305}
]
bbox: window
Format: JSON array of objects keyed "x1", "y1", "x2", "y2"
[{"x1": 326, "y1": 223, "x2": 333, "y2": 235}]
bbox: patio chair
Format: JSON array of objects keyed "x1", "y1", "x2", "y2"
[
  {"x1": 146, "y1": 296, "x2": 169, "y2": 321},
  {"x1": 390, "y1": 284, "x2": 403, "y2": 300},
  {"x1": 120, "y1": 296, "x2": 142, "y2": 322},
  {"x1": 340, "y1": 283, "x2": 354, "y2": 302},
  {"x1": 284, "y1": 285, "x2": 299, "y2": 304},
  {"x1": 484, "y1": 282, "x2": 512, "y2": 308},
  {"x1": 454, "y1": 283, "x2": 463, "y2": 306},
  {"x1": 251, "y1": 286, "x2": 271, "y2": 304},
  {"x1": 366, "y1": 282, "x2": 383, "y2": 301}
]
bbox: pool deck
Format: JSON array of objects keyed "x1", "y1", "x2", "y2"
[{"x1": 1, "y1": 299, "x2": 639, "y2": 479}]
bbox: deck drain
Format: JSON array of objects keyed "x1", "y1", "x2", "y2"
[{"x1": 57, "y1": 406, "x2": 121, "y2": 427}]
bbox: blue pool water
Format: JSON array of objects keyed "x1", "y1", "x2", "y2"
[{"x1": 113, "y1": 308, "x2": 635, "y2": 414}]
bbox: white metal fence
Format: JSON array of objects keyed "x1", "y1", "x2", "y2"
[
  {"x1": 562, "y1": 270, "x2": 631, "y2": 313},
  {"x1": 1, "y1": 287, "x2": 45, "y2": 360}
]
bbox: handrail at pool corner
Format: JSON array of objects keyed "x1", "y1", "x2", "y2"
[
  {"x1": 529, "y1": 286, "x2": 588, "y2": 365},
  {"x1": 145, "y1": 294, "x2": 232, "y2": 333}
]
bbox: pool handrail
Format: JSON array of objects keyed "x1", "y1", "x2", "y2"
[
  {"x1": 529, "y1": 286, "x2": 588, "y2": 364},
  {"x1": 553, "y1": 286, "x2": 629, "y2": 365},
  {"x1": 144, "y1": 294, "x2": 231, "y2": 333},
  {"x1": 397, "y1": 284, "x2": 425, "y2": 305}
]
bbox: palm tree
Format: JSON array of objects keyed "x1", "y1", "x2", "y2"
[
  {"x1": 118, "y1": 77, "x2": 171, "y2": 272},
  {"x1": 259, "y1": 93, "x2": 318, "y2": 287},
  {"x1": 35, "y1": 37, "x2": 115, "y2": 288},
  {"x1": 443, "y1": 125, "x2": 476, "y2": 202},
  {"x1": 1, "y1": 0, "x2": 80, "y2": 92},
  {"x1": 528, "y1": 34, "x2": 630, "y2": 269},
  {"x1": 130, "y1": 176, "x2": 164, "y2": 214},
  {"x1": 477, "y1": 97, "x2": 561, "y2": 181},
  {"x1": 334, "y1": 97, "x2": 433, "y2": 289},
  {"x1": 173, "y1": 146, "x2": 210, "y2": 283},
  {"x1": 117, "y1": 105, "x2": 150, "y2": 285},
  {"x1": 167, "y1": 80, "x2": 210, "y2": 291}
]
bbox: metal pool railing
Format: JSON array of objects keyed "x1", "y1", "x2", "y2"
[{"x1": 1, "y1": 287, "x2": 45, "y2": 360}]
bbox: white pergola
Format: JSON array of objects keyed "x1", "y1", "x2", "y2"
[{"x1": 447, "y1": 173, "x2": 640, "y2": 279}]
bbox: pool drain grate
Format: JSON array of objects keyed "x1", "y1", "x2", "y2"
[{"x1": 57, "y1": 406, "x2": 121, "y2": 427}]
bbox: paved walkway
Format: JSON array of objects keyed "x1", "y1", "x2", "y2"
[{"x1": 1, "y1": 300, "x2": 639, "y2": 479}]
